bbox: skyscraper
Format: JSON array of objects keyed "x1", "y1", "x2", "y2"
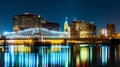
[
  {"x1": 64, "y1": 17, "x2": 69, "y2": 32},
  {"x1": 41, "y1": 20, "x2": 59, "y2": 31},
  {"x1": 106, "y1": 23, "x2": 116, "y2": 37},
  {"x1": 13, "y1": 12, "x2": 41, "y2": 32},
  {"x1": 70, "y1": 20, "x2": 96, "y2": 38},
  {"x1": 64, "y1": 17, "x2": 70, "y2": 37},
  {"x1": 98, "y1": 28, "x2": 107, "y2": 37}
]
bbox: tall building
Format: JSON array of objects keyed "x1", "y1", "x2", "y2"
[
  {"x1": 64, "y1": 17, "x2": 70, "y2": 37},
  {"x1": 70, "y1": 21, "x2": 79, "y2": 38},
  {"x1": 64, "y1": 17, "x2": 69, "y2": 32},
  {"x1": 106, "y1": 23, "x2": 116, "y2": 37},
  {"x1": 41, "y1": 20, "x2": 59, "y2": 31},
  {"x1": 98, "y1": 28, "x2": 107, "y2": 37},
  {"x1": 13, "y1": 12, "x2": 41, "y2": 32},
  {"x1": 70, "y1": 20, "x2": 96, "y2": 38},
  {"x1": 87, "y1": 22, "x2": 96, "y2": 37}
]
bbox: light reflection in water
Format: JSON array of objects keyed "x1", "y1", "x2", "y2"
[
  {"x1": 115, "y1": 47, "x2": 117, "y2": 60},
  {"x1": 76, "y1": 45, "x2": 89, "y2": 67},
  {"x1": 80, "y1": 47, "x2": 89, "y2": 62},
  {"x1": 4, "y1": 53, "x2": 9, "y2": 67},
  {"x1": 3, "y1": 44, "x2": 120, "y2": 67},
  {"x1": 11, "y1": 53, "x2": 15, "y2": 66},
  {"x1": 119, "y1": 45, "x2": 120, "y2": 59},
  {"x1": 102, "y1": 46, "x2": 108, "y2": 65},
  {"x1": 90, "y1": 46, "x2": 92, "y2": 63},
  {"x1": 107, "y1": 46, "x2": 110, "y2": 60},
  {"x1": 4, "y1": 45, "x2": 71, "y2": 67}
]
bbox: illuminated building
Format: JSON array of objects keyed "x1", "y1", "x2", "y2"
[
  {"x1": 64, "y1": 17, "x2": 69, "y2": 32},
  {"x1": 116, "y1": 33, "x2": 120, "y2": 39},
  {"x1": 87, "y1": 22, "x2": 96, "y2": 37},
  {"x1": 41, "y1": 20, "x2": 59, "y2": 31},
  {"x1": 98, "y1": 28, "x2": 107, "y2": 37},
  {"x1": 13, "y1": 25, "x2": 19, "y2": 32},
  {"x1": 70, "y1": 20, "x2": 96, "y2": 38},
  {"x1": 13, "y1": 12, "x2": 41, "y2": 32},
  {"x1": 106, "y1": 23, "x2": 116, "y2": 37},
  {"x1": 68, "y1": 27, "x2": 70, "y2": 38},
  {"x1": 64, "y1": 17, "x2": 70, "y2": 37}
]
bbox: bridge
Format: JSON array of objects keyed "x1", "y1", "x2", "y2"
[
  {"x1": 1, "y1": 28, "x2": 119, "y2": 45},
  {"x1": 1, "y1": 28, "x2": 69, "y2": 44},
  {"x1": 3, "y1": 28, "x2": 68, "y2": 39}
]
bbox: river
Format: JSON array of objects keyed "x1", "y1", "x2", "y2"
[{"x1": 0, "y1": 44, "x2": 120, "y2": 67}]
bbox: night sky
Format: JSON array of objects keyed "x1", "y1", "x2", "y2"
[{"x1": 0, "y1": 0, "x2": 120, "y2": 34}]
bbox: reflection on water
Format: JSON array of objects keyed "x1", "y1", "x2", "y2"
[
  {"x1": 102, "y1": 46, "x2": 108, "y2": 65},
  {"x1": 0, "y1": 44, "x2": 120, "y2": 67},
  {"x1": 3, "y1": 45, "x2": 71, "y2": 67},
  {"x1": 76, "y1": 46, "x2": 89, "y2": 67}
]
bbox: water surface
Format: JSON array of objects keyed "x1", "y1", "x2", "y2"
[{"x1": 0, "y1": 44, "x2": 120, "y2": 67}]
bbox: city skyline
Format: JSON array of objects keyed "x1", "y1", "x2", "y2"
[{"x1": 0, "y1": 0, "x2": 120, "y2": 34}]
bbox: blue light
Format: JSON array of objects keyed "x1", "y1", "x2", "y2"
[
  {"x1": 4, "y1": 28, "x2": 68, "y2": 38},
  {"x1": 102, "y1": 46, "x2": 108, "y2": 65},
  {"x1": 3, "y1": 31, "x2": 10, "y2": 35},
  {"x1": 90, "y1": 46, "x2": 92, "y2": 63}
]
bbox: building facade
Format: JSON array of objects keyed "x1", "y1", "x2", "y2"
[
  {"x1": 106, "y1": 23, "x2": 116, "y2": 37},
  {"x1": 41, "y1": 20, "x2": 59, "y2": 31},
  {"x1": 98, "y1": 28, "x2": 107, "y2": 37},
  {"x1": 70, "y1": 20, "x2": 96, "y2": 38},
  {"x1": 64, "y1": 18, "x2": 69, "y2": 32},
  {"x1": 64, "y1": 18, "x2": 70, "y2": 37},
  {"x1": 13, "y1": 13, "x2": 41, "y2": 32}
]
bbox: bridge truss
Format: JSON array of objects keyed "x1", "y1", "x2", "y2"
[{"x1": 4, "y1": 28, "x2": 68, "y2": 38}]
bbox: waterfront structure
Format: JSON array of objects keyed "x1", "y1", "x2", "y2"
[
  {"x1": 70, "y1": 20, "x2": 96, "y2": 38},
  {"x1": 13, "y1": 12, "x2": 41, "y2": 32},
  {"x1": 106, "y1": 23, "x2": 116, "y2": 37},
  {"x1": 98, "y1": 28, "x2": 107, "y2": 37},
  {"x1": 41, "y1": 20, "x2": 59, "y2": 31},
  {"x1": 5, "y1": 28, "x2": 68, "y2": 39}
]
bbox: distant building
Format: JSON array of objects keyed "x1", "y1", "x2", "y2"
[
  {"x1": 41, "y1": 20, "x2": 59, "y2": 31},
  {"x1": 98, "y1": 28, "x2": 107, "y2": 37},
  {"x1": 13, "y1": 12, "x2": 41, "y2": 32},
  {"x1": 64, "y1": 17, "x2": 69, "y2": 32},
  {"x1": 64, "y1": 17, "x2": 70, "y2": 37},
  {"x1": 87, "y1": 22, "x2": 96, "y2": 37},
  {"x1": 70, "y1": 20, "x2": 96, "y2": 38},
  {"x1": 106, "y1": 23, "x2": 116, "y2": 37},
  {"x1": 116, "y1": 33, "x2": 120, "y2": 39}
]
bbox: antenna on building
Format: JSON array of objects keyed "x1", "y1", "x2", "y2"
[{"x1": 65, "y1": 17, "x2": 68, "y2": 24}]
